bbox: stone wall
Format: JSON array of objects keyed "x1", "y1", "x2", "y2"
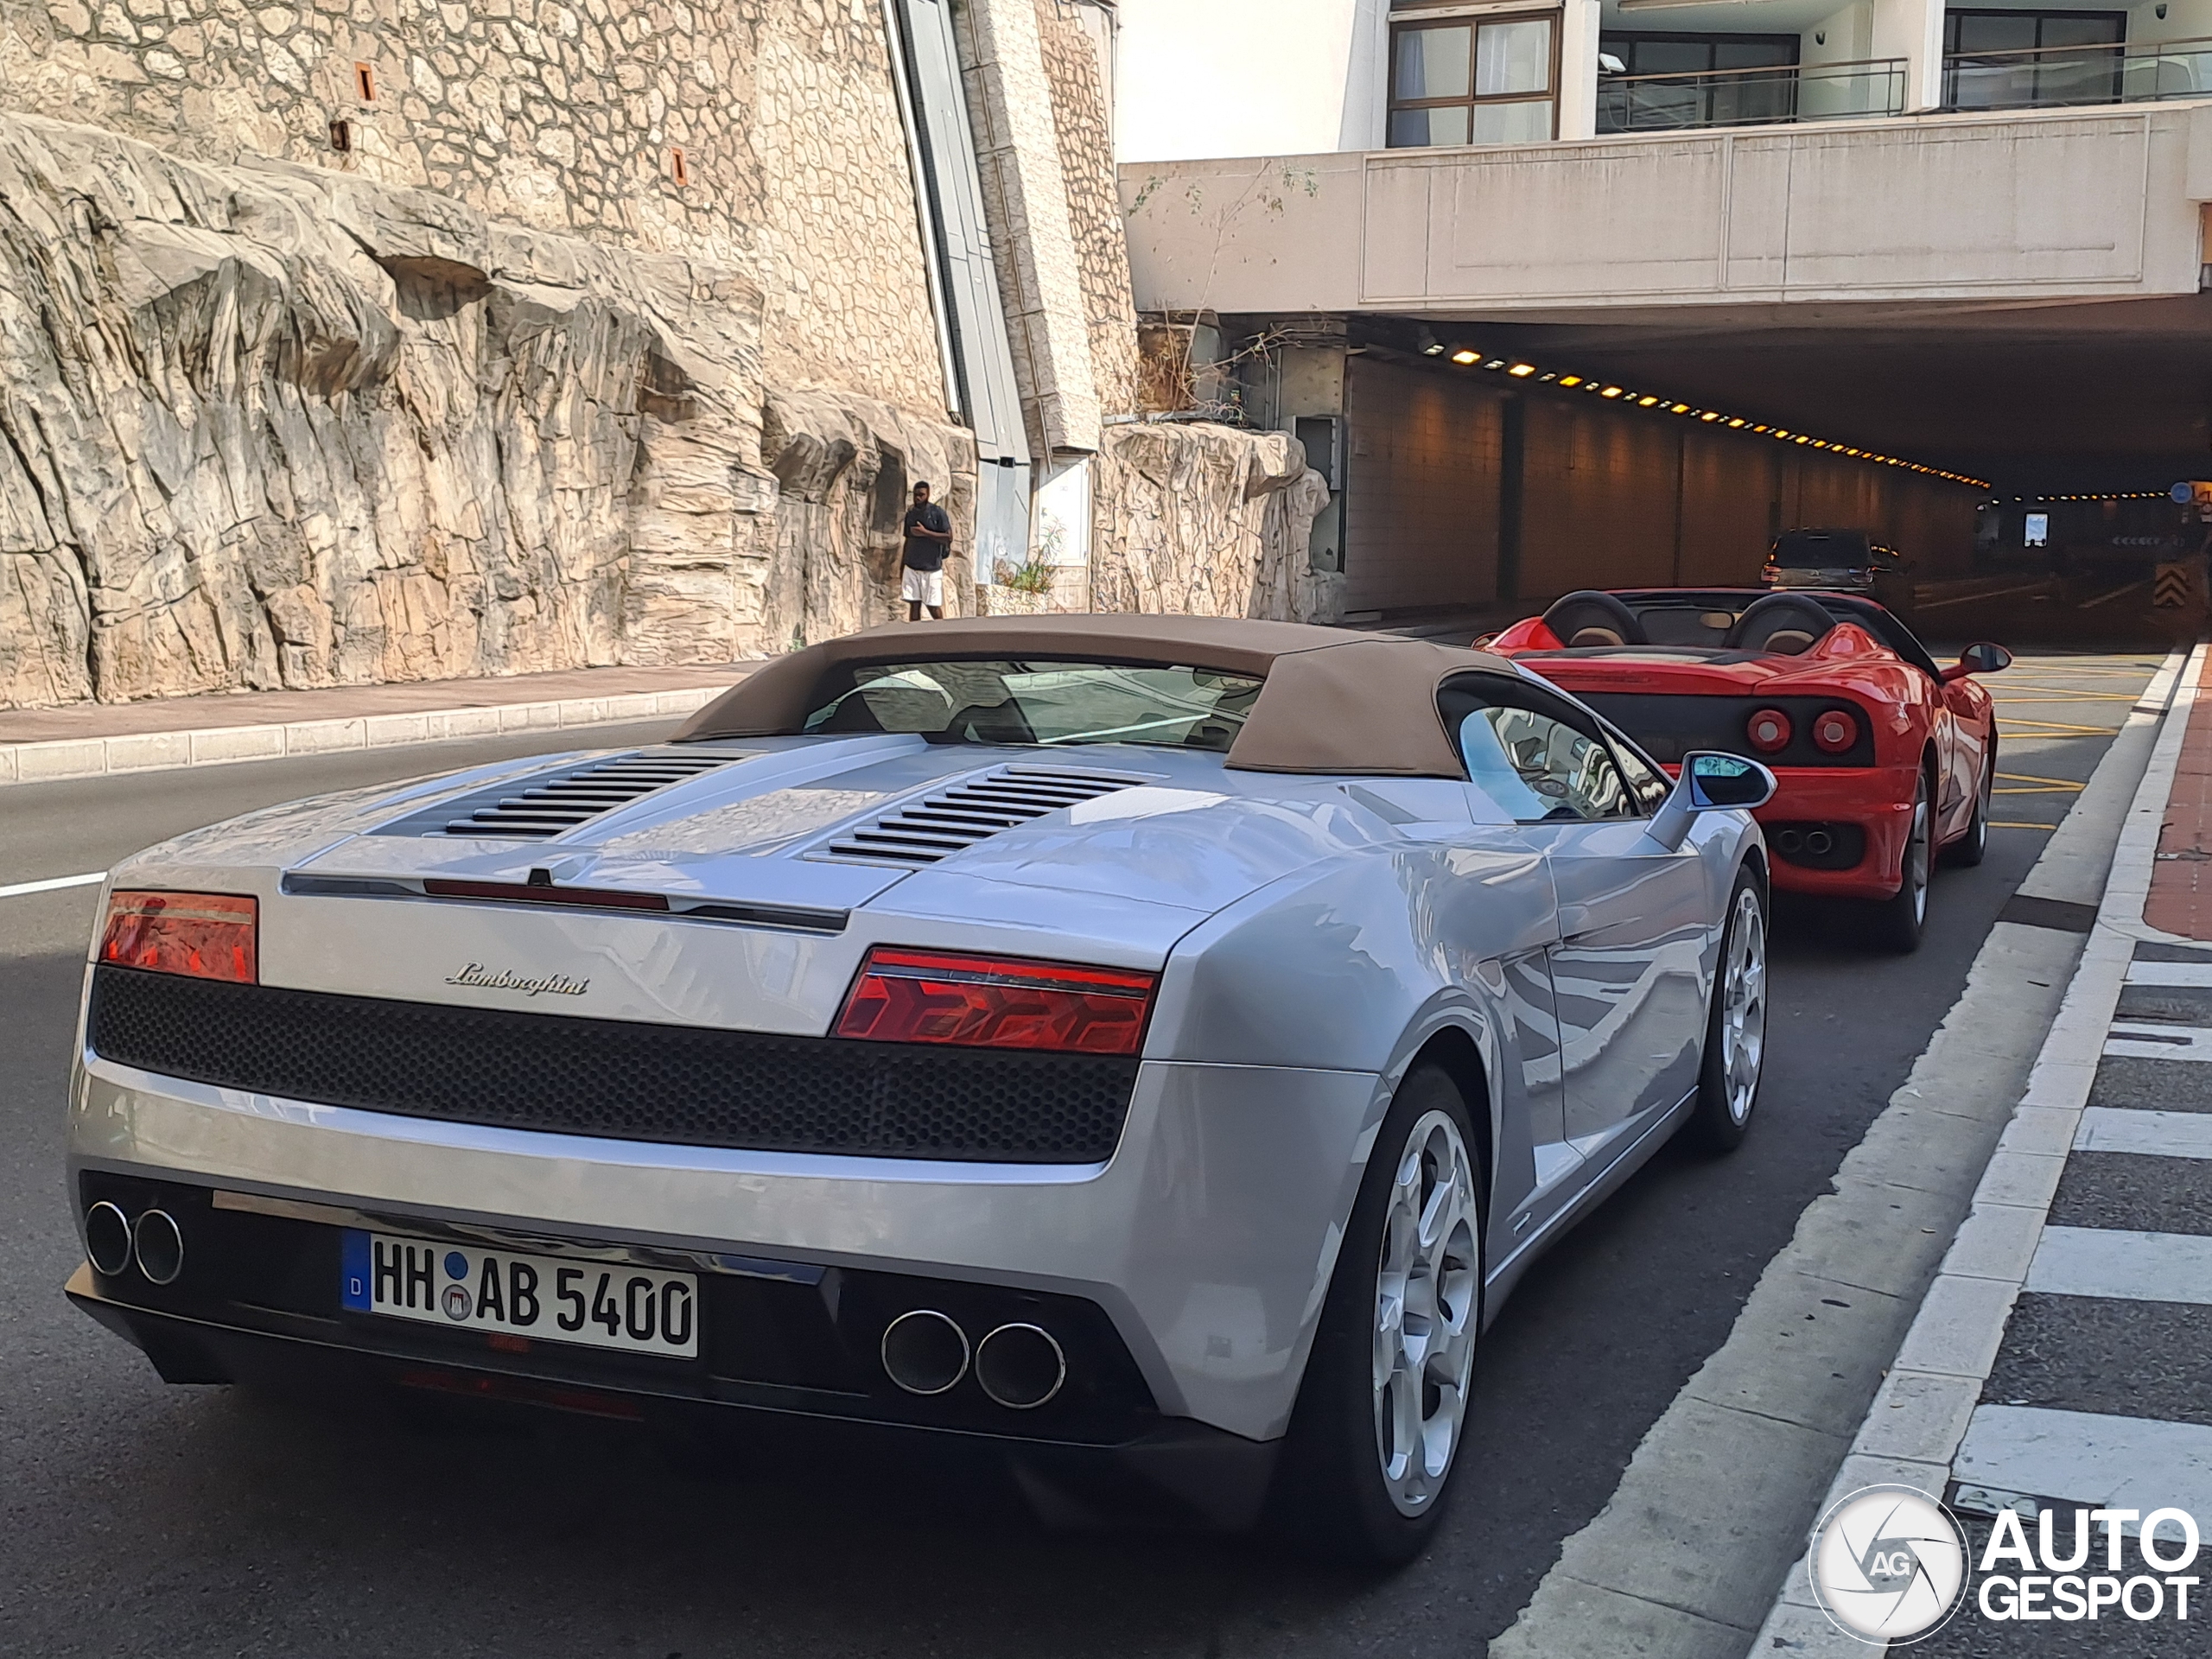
[
  {"x1": 0, "y1": 0, "x2": 976, "y2": 705},
  {"x1": 1033, "y1": 0, "x2": 1136, "y2": 417},
  {"x1": 0, "y1": 0, "x2": 950, "y2": 416},
  {"x1": 0, "y1": 112, "x2": 969, "y2": 707},
  {"x1": 1091, "y1": 423, "x2": 1338, "y2": 622}
]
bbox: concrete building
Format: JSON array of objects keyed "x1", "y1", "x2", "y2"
[{"x1": 1116, "y1": 0, "x2": 2212, "y2": 621}]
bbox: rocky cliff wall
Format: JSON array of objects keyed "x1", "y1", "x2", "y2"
[
  {"x1": 0, "y1": 112, "x2": 969, "y2": 707},
  {"x1": 0, "y1": 0, "x2": 950, "y2": 423},
  {"x1": 1091, "y1": 423, "x2": 1338, "y2": 623}
]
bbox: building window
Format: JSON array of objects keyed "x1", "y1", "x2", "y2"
[
  {"x1": 1598, "y1": 33, "x2": 1799, "y2": 132},
  {"x1": 1945, "y1": 10, "x2": 2126, "y2": 108},
  {"x1": 1388, "y1": 12, "x2": 1559, "y2": 148}
]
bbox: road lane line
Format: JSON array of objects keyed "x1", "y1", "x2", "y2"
[
  {"x1": 0, "y1": 871, "x2": 105, "y2": 900},
  {"x1": 2026, "y1": 1226, "x2": 2212, "y2": 1303}
]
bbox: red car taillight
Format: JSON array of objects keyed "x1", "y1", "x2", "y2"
[
  {"x1": 835, "y1": 947, "x2": 1156, "y2": 1056},
  {"x1": 1812, "y1": 709, "x2": 1859, "y2": 754},
  {"x1": 99, "y1": 891, "x2": 258, "y2": 983},
  {"x1": 1745, "y1": 708, "x2": 1792, "y2": 754}
]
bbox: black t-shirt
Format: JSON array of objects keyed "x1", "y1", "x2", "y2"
[{"x1": 901, "y1": 503, "x2": 951, "y2": 571}]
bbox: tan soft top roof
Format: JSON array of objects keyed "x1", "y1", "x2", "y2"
[{"x1": 673, "y1": 613, "x2": 1514, "y2": 778}]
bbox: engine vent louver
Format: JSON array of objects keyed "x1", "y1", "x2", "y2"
[
  {"x1": 820, "y1": 766, "x2": 1147, "y2": 866},
  {"x1": 373, "y1": 750, "x2": 741, "y2": 840}
]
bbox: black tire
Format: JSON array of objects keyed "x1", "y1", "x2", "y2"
[
  {"x1": 1269, "y1": 1064, "x2": 1483, "y2": 1566},
  {"x1": 1685, "y1": 867, "x2": 1767, "y2": 1154},
  {"x1": 1872, "y1": 770, "x2": 1934, "y2": 953},
  {"x1": 1943, "y1": 751, "x2": 1993, "y2": 869}
]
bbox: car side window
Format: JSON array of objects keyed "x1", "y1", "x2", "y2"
[
  {"x1": 1604, "y1": 723, "x2": 1672, "y2": 814},
  {"x1": 1440, "y1": 677, "x2": 1637, "y2": 823}
]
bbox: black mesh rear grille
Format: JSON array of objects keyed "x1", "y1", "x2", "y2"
[
  {"x1": 1575, "y1": 692, "x2": 1877, "y2": 768},
  {"x1": 86, "y1": 967, "x2": 1135, "y2": 1164}
]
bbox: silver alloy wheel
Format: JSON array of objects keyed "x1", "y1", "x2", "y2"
[
  {"x1": 1905, "y1": 787, "x2": 1931, "y2": 924},
  {"x1": 1373, "y1": 1108, "x2": 1480, "y2": 1516},
  {"x1": 1719, "y1": 886, "x2": 1768, "y2": 1126}
]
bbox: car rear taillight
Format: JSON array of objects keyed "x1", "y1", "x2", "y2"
[
  {"x1": 99, "y1": 891, "x2": 258, "y2": 983},
  {"x1": 1745, "y1": 709, "x2": 1792, "y2": 754},
  {"x1": 835, "y1": 947, "x2": 1155, "y2": 1056},
  {"x1": 1812, "y1": 709, "x2": 1859, "y2": 754}
]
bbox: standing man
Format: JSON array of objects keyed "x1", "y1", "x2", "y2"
[{"x1": 900, "y1": 480, "x2": 953, "y2": 621}]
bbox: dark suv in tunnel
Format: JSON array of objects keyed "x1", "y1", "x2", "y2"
[{"x1": 1762, "y1": 529, "x2": 1915, "y2": 616}]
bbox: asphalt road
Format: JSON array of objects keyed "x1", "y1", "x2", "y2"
[{"x1": 0, "y1": 658, "x2": 2167, "y2": 1657}]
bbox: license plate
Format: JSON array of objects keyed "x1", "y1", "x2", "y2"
[{"x1": 340, "y1": 1230, "x2": 698, "y2": 1359}]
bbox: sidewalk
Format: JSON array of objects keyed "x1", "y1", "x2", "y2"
[
  {"x1": 1757, "y1": 641, "x2": 2212, "y2": 1654},
  {"x1": 0, "y1": 659, "x2": 762, "y2": 787}
]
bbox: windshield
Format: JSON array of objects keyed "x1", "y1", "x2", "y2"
[{"x1": 802, "y1": 659, "x2": 1265, "y2": 752}]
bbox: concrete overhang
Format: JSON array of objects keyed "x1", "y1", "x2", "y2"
[{"x1": 1121, "y1": 103, "x2": 2212, "y2": 321}]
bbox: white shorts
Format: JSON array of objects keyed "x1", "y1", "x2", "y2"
[{"x1": 901, "y1": 566, "x2": 944, "y2": 607}]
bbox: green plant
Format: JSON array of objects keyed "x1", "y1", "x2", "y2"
[{"x1": 998, "y1": 559, "x2": 1056, "y2": 595}]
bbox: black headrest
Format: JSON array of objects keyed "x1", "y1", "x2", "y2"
[
  {"x1": 1541, "y1": 590, "x2": 1646, "y2": 649},
  {"x1": 1726, "y1": 593, "x2": 1837, "y2": 655}
]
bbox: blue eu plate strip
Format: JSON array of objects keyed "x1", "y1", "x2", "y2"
[{"x1": 340, "y1": 1229, "x2": 372, "y2": 1310}]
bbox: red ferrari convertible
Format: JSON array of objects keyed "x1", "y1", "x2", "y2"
[{"x1": 1484, "y1": 588, "x2": 2011, "y2": 950}]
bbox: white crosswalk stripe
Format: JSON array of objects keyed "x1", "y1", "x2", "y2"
[
  {"x1": 2125, "y1": 960, "x2": 2212, "y2": 988},
  {"x1": 1956, "y1": 1406, "x2": 2212, "y2": 1528},
  {"x1": 1951, "y1": 942, "x2": 2212, "y2": 1559},
  {"x1": 2025, "y1": 1226, "x2": 2212, "y2": 1304},
  {"x1": 2074, "y1": 1105, "x2": 2212, "y2": 1158},
  {"x1": 2104, "y1": 1021, "x2": 2212, "y2": 1060}
]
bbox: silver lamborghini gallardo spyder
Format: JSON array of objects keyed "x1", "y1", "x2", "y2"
[{"x1": 66, "y1": 615, "x2": 1775, "y2": 1562}]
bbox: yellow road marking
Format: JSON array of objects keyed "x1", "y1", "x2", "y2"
[
  {"x1": 1994, "y1": 772, "x2": 2087, "y2": 791},
  {"x1": 1998, "y1": 719, "x2": 2117, "y2": 736},
  {"x1": 1993, "y1": 691, "x2": 2144, "y2": 702},
  {"x1": 1989, "y1": 821, "x2": 2056, "y2": 830}
]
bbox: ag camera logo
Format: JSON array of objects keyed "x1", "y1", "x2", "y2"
[{"x1": 1809, "y1": 1485, "x2": 1970, "y2": 1643}]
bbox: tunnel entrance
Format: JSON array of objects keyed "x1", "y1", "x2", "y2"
[{"x1": 1215, "y1": 296, "x2": 2212, "y2": 649}]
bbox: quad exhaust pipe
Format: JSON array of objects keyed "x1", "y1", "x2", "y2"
[
  {"x1": 880, "y1": 1309, "x2": 1067, "y2": 1408},
  {"x1": 975, "y1": 1323, "x2": 1065, "y2": 1409},
  {"x1": 83, "y1": 1200, "x2": 184, "y2": 1285},
  {"x1": 880, "y1": 1308, "x2": 970, "y2": 1395},
  {"x1": 84, "y1": 1200, "x2": 133, "y2": 1276}
]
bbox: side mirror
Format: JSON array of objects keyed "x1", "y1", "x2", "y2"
[
  {"x1": 1942, "y1": 642, "x2": 2012, "y2": 682},
  {"x1": 1648, "y1": 752, "x2": 1778, "y2": 851}
]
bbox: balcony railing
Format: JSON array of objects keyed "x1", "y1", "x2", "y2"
[
  {"x1": 1596, "y1": 57, "x2": 1905, "y2": 134},
  {"x1": 1943, "y1": 36, "x2": 2212, "y2": 111}
]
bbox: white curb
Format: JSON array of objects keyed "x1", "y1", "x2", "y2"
[
  {"x1": 0, "y1": 686, "x2": 728, "y2": 788},
  {"x1": 1751, "y1": 640, "x2": 2209, "y2": 1654}
]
